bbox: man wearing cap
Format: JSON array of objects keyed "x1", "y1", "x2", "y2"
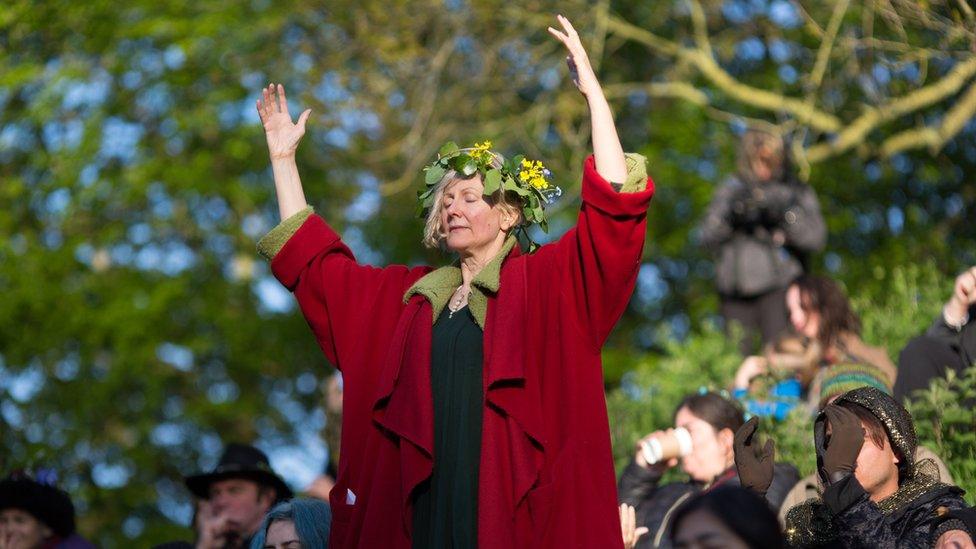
[{"x1": 184, "y1": 443, "x2": 293, "y2": 549}]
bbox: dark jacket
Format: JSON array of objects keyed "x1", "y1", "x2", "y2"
[
  {"x1": 926, "y1": 304, "x2": 976, "y2": 368},
  {"x1": 618, "y1": 460, "x2": 799, "y2": 549},
  {"x1": 699, "y1": 176, "x2": 825, "y2": 297},
  {"x1": 786, "y1": 475, "x2": 968, "y2": 548},
  {"x1": 933, "y1": 505, "x2": 976, "y2": 545}
]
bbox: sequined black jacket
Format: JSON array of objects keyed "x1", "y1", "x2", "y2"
[{"x1": 786, "y1": 474, "x2": 968, "y2": 548}]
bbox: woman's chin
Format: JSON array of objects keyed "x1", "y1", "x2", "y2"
[{"x1": 445, "y1": 236, "x2": 471, "y2": 254}]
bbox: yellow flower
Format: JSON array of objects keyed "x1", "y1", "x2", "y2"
[
  {"x1": 517, "y1": 158, "x2": 550, "y2": 190},
  {"x1": 470, "y1": 141, "x2": 493, "y2": 164}
]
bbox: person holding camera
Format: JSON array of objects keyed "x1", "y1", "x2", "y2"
[
  {"x1": 699, "y1": 129, "x2": 826, "y2": 355},
  {"x1": 617, "y1": 392, "x2": 798, "y2": 549}
]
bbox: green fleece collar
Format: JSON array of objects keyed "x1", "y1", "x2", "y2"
[{"x1": 403, "y1": 236, "x2": 517, "y2": 328}]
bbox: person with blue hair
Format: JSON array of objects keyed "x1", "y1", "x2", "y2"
[{"x1": 249, "y1": 498, "x2": 331, "y2": 549}]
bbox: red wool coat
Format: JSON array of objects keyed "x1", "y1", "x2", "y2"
[{"x1": 270, "y1": 156, "x2": 654, "y2": 548}]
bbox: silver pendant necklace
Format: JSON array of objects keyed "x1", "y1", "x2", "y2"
[{"x1": 448, "y1": 285, "x2": 471, "y2": 319}]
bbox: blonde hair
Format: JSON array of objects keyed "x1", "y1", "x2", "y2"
[
  {"x1": 737, "y1": 128, "x2": 786, "y2": 183},
  {"x1": 422, "y1": 150, "x2": 524, "y2": 249}
]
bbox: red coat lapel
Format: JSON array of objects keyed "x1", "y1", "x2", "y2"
[
  {"x1": 480, "y1": 254, "x2": 548, "y2": 545},
  {"x1": 371, "y1": 296, "x2": 434, "y2": 535}
]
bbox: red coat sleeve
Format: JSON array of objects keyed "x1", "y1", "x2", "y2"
[
  {"x1": 269, "y1": 214, "x2": 430, "y2": 371},
  {"x1": 535, "y1": 155, "x2": 654, "y2": 351}
]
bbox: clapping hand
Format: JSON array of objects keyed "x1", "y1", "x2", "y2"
[
  {"x1": 946, "y1": 267, "x2": 976, "y2": 325},
  {"x1": 619, "y1": 503, "x2": 649, "y2": 549},
  {"x1": 815, "y1": 405, "x2": 865, "y2": 484},
  {"x1": 733, "y1": 417, "x2": 775, "y2": 498}
]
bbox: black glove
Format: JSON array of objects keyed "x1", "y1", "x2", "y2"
[
  {"x1": 733, "y1": 417, "x2": 775, "y2": 498},
  {"x1": 815, "y1": 405, "x2": 864, "y2": 484}
]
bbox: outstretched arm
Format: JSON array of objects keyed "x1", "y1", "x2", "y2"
[
  {"x1": 538, "y1": 16, "x2": 654, "y2": 350},
  {"x1": 548, "y1": 15, "x2": 627, "y2": 184},
  {"x1": 254, "y1": 84, "x2": 430, "y2": 376},
  {"x1": 256, "y1": 83, "x2": 312, "y2": 220}
]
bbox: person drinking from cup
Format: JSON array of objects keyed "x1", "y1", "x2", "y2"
[{"x1": 618, "y1": 391, "x2": 798, "y2": 549}]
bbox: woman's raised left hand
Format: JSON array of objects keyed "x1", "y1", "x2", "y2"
[{"x1": 548, "y1": 14, "x2": 603, "y2": 99}]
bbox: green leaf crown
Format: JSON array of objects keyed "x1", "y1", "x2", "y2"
[{"x1": 417, "y1": 141, "x2": 563, "y2": 238}]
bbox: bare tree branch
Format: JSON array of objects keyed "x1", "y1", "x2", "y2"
[
  {"x1": 806, "y1": 0, "x2": 850, "y2": 92},
  {"x1": 603, "y1": 81, "x2": 709, "y2": 106},
  {"x1": 806, "y1": 55, "x2": 976, "y2": 161},
  {"x1": 605, "y1": 15, "x2": 845, "y2": 132},
  {"x1": 604, "y1": 4, "x2": 976, "y2": 167},
  {"x1": 876, "y1": 0, "x2": 910, "y2": 42},
  {"x1": 790, "y1": 0, "x2": 826, "y2": 38},
  {"x1": 688, "y1": 0, "x2": 713, "y2": 55},
  {"x1": 880, "y1": 79, "x2": 976, "y2": 156},
  {"x1": 956, "y1": 0, "x2": 975, "y2": 23},
  {"x1": 686, "y1": 49, "x2": 844, "y2": 131},
  {"x1": 603, "y1": 15, "x2": 681, "y2": 56}
]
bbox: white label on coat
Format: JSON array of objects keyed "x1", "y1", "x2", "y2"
[{"x1": 346, "y1": 488, "x2": 357, "y2": 505}]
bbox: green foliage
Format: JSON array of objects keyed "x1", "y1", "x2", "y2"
[
  {"x1": 1, "y1": 0, "x2": 974, "y2": 545},
  {"x1": 908, "y1": 366, "x2": 976, "y2": 503},
  {"x1": 606, "y1": 321, "x2": 741, "y2": 472},
  {"x1": 851, "y1": 262, "x2": 950, "y2": 364},
  {"x1": 760, "y1": 407, "x2": 817, "y2": 481}
]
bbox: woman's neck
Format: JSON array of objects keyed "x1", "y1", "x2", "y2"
[
  {"x1": 459, "y1": 254, "x2": 489, "y2": 287},
  {"x1": 458, "y1": 235, "x2": 507, "y2": 286},
  {"x1": 722, "y1": 454, "x2": 736, "y2": 476}
]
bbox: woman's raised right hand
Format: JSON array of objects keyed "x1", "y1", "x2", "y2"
[{"x1": 256, "y1": 83, "x2": 311, "y2": 160}]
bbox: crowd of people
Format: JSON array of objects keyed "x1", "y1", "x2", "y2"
[
  {"x1": 2, "y1": 14, "x2": 975, "y2": 549},
  {"x1": 614, "y1": 92, "x2": 976, "y2": 548}
]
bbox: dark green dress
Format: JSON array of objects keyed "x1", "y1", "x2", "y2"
[{"x1": 412, "y1": 305, "x2": 484, "y2": 548}]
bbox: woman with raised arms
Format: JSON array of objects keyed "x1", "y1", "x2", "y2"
[{"x1": 255, "y1": 15, "x2": 655, "y2": 548}]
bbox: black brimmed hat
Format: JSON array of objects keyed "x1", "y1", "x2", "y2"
[
  {"x1": 184, "y1": 443, "x2": 292, "y2": 502},
  {"x1": 0, "y1": 471, "x2": 76, "y2": 537}
]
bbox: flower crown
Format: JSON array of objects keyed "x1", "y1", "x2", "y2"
[{"x1": 418, "y1": 141, "x2": 562, "y2": 247}]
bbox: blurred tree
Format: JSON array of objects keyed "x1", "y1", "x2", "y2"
[{"x1": 0, "y1": 0, "x2": 974, "y2": 545}]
